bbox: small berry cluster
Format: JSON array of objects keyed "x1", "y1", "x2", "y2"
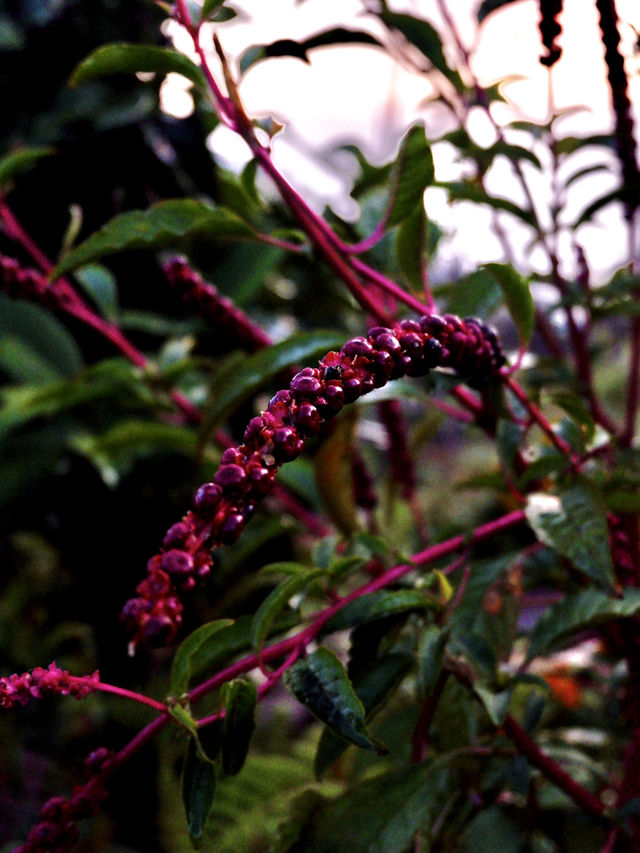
[
  {"x1": 538, "y1": 0, "x2": 563, "y2": 67},
  {"x1": 12, "y1": 750, "x2": 112, "y2": 853},
  {"x1": 0, "y1": 254, "x2": 64, "y2": 310},
  {"x1": 122, "y1": 313, "x2": 505, "y2": 649},
  {"x1": 595, "y1": 0, "x2": 640, "y2": 220},
  {"x1": 0, "y1": 663, "x2": 100, "y2": 710},
  {"x1": 163, "y1": 256, "x2": 271, "y2": 352}
]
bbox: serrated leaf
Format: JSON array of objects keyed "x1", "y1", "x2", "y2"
[
  {"x1": 483, "y1": 262, "x2": 534, "y2": 348},
  {"x1": 525, "y1": 484, "x2": 614, "y2": 587},
  {"x1": 181, "y1": 736, "x2": 217, "y2": 848},
  {"x1": 395, "y1": 204, "x2": 426, "y2": 292},
  {"x1": 527, "y1": 588, "x2": 640, "y2": 660},
  {"x1": 0, "y1": 146, "x2": 55, "y2": 188},
  {"x1": 314, "y1": 653, "x2": 412, "y2": 778},
  {"x1": 171, "y1": 620, "x2": 235, "y2": 697},
  {"x1": 51, "y1": 200, "x2": 257, "y2": 279},
  {"x1": 221, "y1": 679, "x2": 257, "y2": 776},
  {"x1": 284, "y1": 647, "x2": 387, "y2": 755},
  {"x1": 387, "y1": 123, "x2": 434, "y2": 227},
  {"x1": 284, "y1": 757, "x2": 448, "y2": 853},
  {"x1": 70, "y1": 43, "x2": 207, "y2": 90},
  {"x1": 251, "y1": 569, "x2": 326, "y2": 653},
  {"x1": 321, "y1": 590, "x2": 434, "y2": 635},
  {"x1": 199, "y1": 330, "x2": 344, "y2": 438}
]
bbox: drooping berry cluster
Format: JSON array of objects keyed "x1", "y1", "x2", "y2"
[
  {"x1": 163, "y1": 256, "x2": 272, "y2": 352},
  {"x1": 596, "y1": 0, "x2": 640, "y2": 220},
  {"x1": 12, "y1": 750, "x2": 112, "y2": 853},
  {"x1": 0, "y1": 662, "x2": 99, "y2": 710},
  {"x1": 538, "y1": 0, "x2": 563, "y2": 67},
  {"x1": 122, "y1": 313, "x2": 505, "y2": 649}
]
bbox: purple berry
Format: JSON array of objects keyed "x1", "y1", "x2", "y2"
[
  {"x1": 160, "y1": 549, "x2": 194, "y2": 578},
  {"x1": 194, "y1": 482, "x2": 223, "y2": 512}
]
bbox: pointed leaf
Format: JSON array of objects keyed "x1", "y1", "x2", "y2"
[
  {"x1": 70, "y1": 43, "x2": 207, "y2": 90},
  {"x1": 321, "y1": 590, "x2": 434, "y2": 635},
  {"x1": 0, "y1": 146, "x2": 55, "y2": 189},
  {"x1": 527, "y1": 588, "x2": 640, "y2": 660},
  {"x1": 221, "y1": 679, "x2": 258, "y2": 776},
  {"x1": 439, "y1": 180, "x2": 536, "y2": 227},
  {"x1": 473, "y1": 684, "x2": 512, "y2": 725},
  {"x1": 380, "y1": 11, "x2": 463, "y2": 90},
  {"x1": 200, "y1": 330, "x2": 344, "y2": 436},
  {"x1": 573, "y1": 187, "x2": 625, "y2": 228},
  {"x1": 387, "y1": 123, "x2": 434, "y2": 227},
  {"x1": 477, "y1": 0, "x2": 522, "y2": 24},
  {"x1": 284, "y1": 647, "x2": 387, "y2": 754},
  {"x1": 525, "y1": 484, "x2": 614, "y2": 587},
  {"x1": 314, "y1": 653, "x2": 412, "y2": 778},
  {"x1": 395, "y1": 204, "x2": 426, "y2": 292},
  {"x1": 418, "y1": 625, "x2": 449, "y2": 693},
  {"x1": 51, "y1": 200, "x2": 257, "y2": 279},
  {"x1": 171, "y1": 619, "x2": 235, "y2": 697},
  {"x1": 181, "y1": 736, "x2": 217, "y2": 848},
  {"x1": 251, "y1": 569, "x2": 326, "y2": 653},
  {"x1": 73, "y1": 264, "x2": 119, "y2": 321},
  {"x1": 483, "y1": 262, "x2": 535, "y2": 348}
]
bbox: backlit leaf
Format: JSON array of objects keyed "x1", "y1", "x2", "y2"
[
  {"x1": 51, "y1": 200, "x2": 257, "y2": 279},
  {"x1": 387, "y1": 123, "x2": 434, "y2": 227},
  {"x1": 483, "y1": 263, "x2": 535, "y2": 348},
  {"x1": 70, "y1": 43, "x2": 207, "y2": 90}
]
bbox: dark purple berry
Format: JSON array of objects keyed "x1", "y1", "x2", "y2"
[
  {"x1": 269, "y1": 389, "x2": 293, "y2": 408},
  {"x1": 40, "y1": 797, "x2": 69, "y2": 822},
  {"x1": 272, "y1": 425, "x2": 303, "y2": 461},
  {"x1": 324, "y1": 384, "x2": 345, "y2": 413},
  {"x1": 295, "y1": 402, "x2": 322, "y2": 435},
  {"x1": 341, "y1": 337, "x2": 374, "y2": 358},
  {"x1": 214, "y1": 464, "x2": 248, "y2": 493},
  {"x1": 160, "y1": 549, "x2": 194, "y2": 578},
  {"x1": 247, "y1": 464, "x2": 273, "y2": 495},
  {"x1": 218, "y1": 512, "x2": 246, "y2": 544},
  {"x1": 162, "y1": 521, "x2": 190, "y2": 549},
  {"x1": 343, "y1": 376, "x2": 362, "y2": 402},
  {"x1": 221, "y1": 447, "x2": 244, "y2": 465},
  {"x1": 194, "y1": 482, "x2": 223, "y2": 512},
  {"x1": 244, "y1": 416, "x2": 266, "y2": 444},
  {"x1": 290, "y1": 371, "x2": 323, "y2": 398},
  {"x1": 323, "y1": 365, "x2": 343, "y2": 380}
]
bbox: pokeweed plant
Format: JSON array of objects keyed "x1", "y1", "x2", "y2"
[{"x1": 1, "y1": 0, "x2": 640, "y2": 850}]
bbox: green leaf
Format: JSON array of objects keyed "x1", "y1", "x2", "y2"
[
  {"x1": 321, "y1": 590, "x2": 434, "y2": 635},
  {"x1": 51, "y1": 200, "x2": 257, "y2": 279},
  {"x1": 181, "y1": 735, "x2": 217, "y2": 848},
  {"x1": 251, "y1": 569, "x2": 326, "y2": 653},
  {"x1": 284, "y1": 647, "x2": 387, "y2": 755},
  {"x1": 387, "y1": 123, "x2": 434, "y2": 227},
  {"x1": 73, "y1": 264, "x2": 119, "y2": 321},
  {"x1": 221, "y1": 679, "x2": 258, "y2": 776},
  {"x1": 200, "y1": 330, "x2": 344, "y2": 437},
  {"x1": 380, "y1": 11, "x2": 463, "y2": 90},
  {"x1": 70, "y1": 43, "x2": 207, "y2": 90},
  {"x1": 434, "y1": 268, "x2": 502, "y2": 319},
  {"x1": 473, "y1": 684, "x2": 512, "y2": 726},
  {"x1": 418, "y1": 625, "x2": 449, "y2": 693},
  {"x1": 439, "y1": 180, "x2": 536, "y2": 227},
  {"x1": 395, "y1": 204, "x2": 426, "y2": 292},
  {"x1": 171, "y1": 620, "x2": 235, "y2": 697},
  {"x1": 181, "y1": 617, "x2": 255, "y2": 687},
  {"x1": 483, "y1": 263, "x2": 535, "y2": 348},
  {"x1": 461, "y1": 806, "x2": 523, "y2": 852},
  {"x1": 527, "y1": 588, "x2": 640, "y2": 660},
  {"x1": 283, "y1": 757, "x2": 448, "y2": 853},
  {"x1": 477, "y1": 0, "x2": 522, "y2": 24},
  {"x1": 0, "y1": 146, "x2": 55, "y2": 189},
  {"x1": 314, "y1": 653, "x2": 412, "y2": 778},
  {"x1": 525, "y1": 484, "x2": 615, "y2": 587},
  {"x1": 0, "y1": 295, "x2": 83, "y2": 380}
]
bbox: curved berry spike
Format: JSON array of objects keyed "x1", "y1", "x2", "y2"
[
  {"x1": 0, "y1": 663, "x2": 100, "y2": 709},
  {"x1": 538, "y1": 0, "x2": 563, "y2": 67},
  {"x1": 122, "y1": 313, "x2": 506, "y2": 650},
  {"x1": 163, "y1": 256, "x2": 272, "y2": 352},
  {"x1": 595, "y1": 0, "x2": 640, "y2": 220}
]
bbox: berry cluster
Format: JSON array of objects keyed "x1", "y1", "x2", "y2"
[
  {"x1": 595, "y1": 0, "x2": 640, "y2": 219},
  {"x1": 122, "y1": 313, "x2": 505, "y2": 649},
  {"x1": 12, "y1": 750, "x2": 112, "y2": 853},
  {"x1": 163, "y1": 257, "x2": 271, "y2": 352},
  {"x1": 0, "y1": 663, "x2": 100, "y2": 710},
  {"x1": 538, "y1": 0, "x2": 563, "y2": 67}
]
